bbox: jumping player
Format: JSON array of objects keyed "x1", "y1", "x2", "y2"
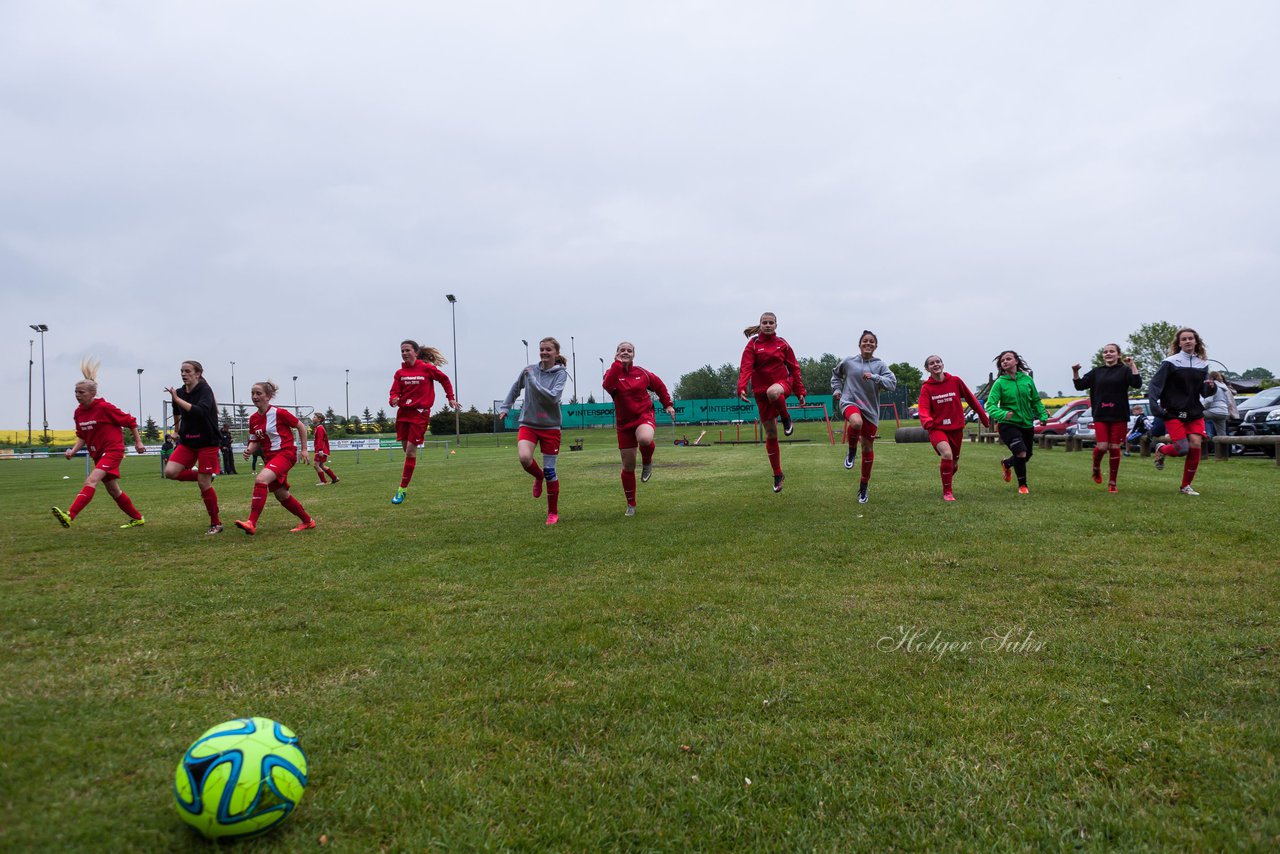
[
  {"x1": 164, "y1": 360, "x2": 223, "y2": 534},
  {"x1": 831, "y1": 330, "x2": 897, "y2": 504},
  {"x1": 51, "y1": 359, "x2": 147, "y2": 528},
  {"x1": 1072, "y1": 344, "x2": 1141, "y2": 493},
  {"x1": 388, "y1": 340, "x2": 457, "y2": 505},
  {"x1": 499, "y1": 337, "x2": 569, "y2": 525},
  {"x1": 233, "y1": 381, "x2": 316, "y2": 535},
  {"x1": 602, "y1": 341, "x2": 675, "y2": 516},
  {"x1": 1147, "y1": 328, "x2": 1213, "y2": 496},
  {"x1": 918, "y1": 355, "x2": 990, "y2": 501},
  {"x1": 985, "y1": 350, "x2": 1050, "y2": 495},
  {"x1": 311, "y1": 413, "x2": 340, "y2": 485},
  {"x1": 737, "y1": 312, "x2": 806, "y2": 493}
]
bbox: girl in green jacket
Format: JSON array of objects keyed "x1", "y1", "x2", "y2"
[{"x1": 985, "y1": 350, "x2": 1050, "y2": 494}]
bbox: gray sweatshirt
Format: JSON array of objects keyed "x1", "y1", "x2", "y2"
[
  {"x1": 831, "y1": 356, "x2": 897, "y2": 426},
  {"x1": 501, "y1": 364, "x2": 568, "y2": 429}
]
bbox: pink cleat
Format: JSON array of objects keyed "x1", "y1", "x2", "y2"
[
  {"x1": 545, "y1": 513, "x2": 559, "y2": 526},
  {"x1": 290, "y1": 519, "x2": 317, "y2": 532},
  {"x1": 234, "y1": 519, "x2": 256, "y2": 536},
  {"x1": 942, "y1": 490, "x2": 955, "y2": 502},
  {"x1": 533, "y1": 477, "x2": 544, "y2": 499}
]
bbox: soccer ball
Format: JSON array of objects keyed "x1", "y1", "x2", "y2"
[{"x1": 174, "y1": 717, "x2": 309, "y2": 840}]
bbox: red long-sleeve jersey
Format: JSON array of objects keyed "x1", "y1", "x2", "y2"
[
  {"x1": 74, "y1": 398, "x2": 136, "y2": 459},
  {"x1": 389, "y1": 360, "x2": 454, "y2": 424},
  {"x1": 312, "y1": 424, "x2": 330, "y2": 455},
  {"x1": 737, "y1": 334, "x2": 806, "y2": 399},
  {"x1": 248, "y1": 406, "x2": 302, "y2": 454},
  {"x1": 603, "y1": 361, "x2": 673, "y2": 430},
  {"x1": 918, "y1": 373, "x2": 989, "y2": 431}
]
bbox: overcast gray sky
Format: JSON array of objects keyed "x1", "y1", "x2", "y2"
[{"x1": 3, "y1": 1, "x2": 1277, "y2": 433}]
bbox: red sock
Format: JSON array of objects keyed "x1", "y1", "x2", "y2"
[
  {"x1": 547, "y1": 479, "x2": 560, "y2": 514},
  {"x1": 1181, "y1": 447, "x2": 1201, "y2": 488},
  {"x1": 639, "y1": 442, "x2": 654, "y2": 465},
  {"x1": 201, "y1": 487, "x2": 220, "y2": 525},
  {"x1": 68, "y1": 485, "x2": 96, "y2": 519},
  {"x1": 860, "y1": 449, "x2": 875, "y2": 483},
  {"x1": 847, "y1": 427, "x2": 861, "y2": 448},
  {"x1": 400, "y1": 457, "x2": 416, "y2": 488},
  {"x1": 112, "y1": 491, "x2": 142, "y2": 520},
  {"x1": 176, "y1": 470, "x2": 199, "y2": 482},
  {"x1": 324, "y1": 467, "x2": 338, "y2": 482},
  {"x1": 279, "y1": 494, "x2": 311, "y2": 523},
  {"x1": 522, "y1": 459, "x2": 544, "y2": 479},
  {"x1": 249, "y1": 483, "x2": 269, "y2": 524},
  {"x1": 1092, "y1": 447, "x2": 1104, "y2": 473},
  {"x1": 621, "y1": 470, "x2": 636, "y2": 505},
  {"x1": 765, "y1": 437, "x2": 782, "y2": 476},
  {"x1": 940, "y1": 459, "x2": 954, "y2": 492},
  {"x1": 1108, "y1": 448, "x2": 1121, "y2": 483},
  {"x1": 775, "y1": 399, "x2": 791, "y2": 422}
]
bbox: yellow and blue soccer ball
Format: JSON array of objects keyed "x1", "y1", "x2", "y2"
[{"x1": 174, "y1": 717, "x2": 308, "y2": 840}]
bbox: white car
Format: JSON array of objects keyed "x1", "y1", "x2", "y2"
[{"x1": 1072, "y1": 400, "x2": 1153, "y2": 443}]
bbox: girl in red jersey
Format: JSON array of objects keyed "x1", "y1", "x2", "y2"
[
  {"x1": 164, "y1": 360, "x2": 224, "y2": 534},
  {"x1": 51, "y1": 359, "x2": 147, "y2": 529},
  {"x1": 1071, "y1": 344, "x2": 1141, "y2": 493},
  {"x1": 389, "y1": 340, "x2": 457, "y2": 505},
  {"x1": 310, "y1": 413, "x2": 340, "y2": 485},
  {"x1": 499, "y1": 337, "x2": 569, "y2": 525},
  {"x1": 918, "y1": 355, "x2": 990, "y2": 501},
  {"x1": 233, "y1": 381, "x2": 315, "y2": 535},
  {"x1": 737, "y1": 312, "x2": 806, "y2": 493},
  {"x1": 603, "y1": 341, "x2": 675, "y2": 516},
  {"x1": 1147, "y1": 327, "x2": 1214, "y2": 496}
]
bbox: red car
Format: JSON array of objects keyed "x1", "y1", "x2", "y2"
[{"x1": 1034, "y1": 398, "x2": 1090, "y2": 435}]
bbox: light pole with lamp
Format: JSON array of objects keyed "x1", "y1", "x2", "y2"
[
  {"x1": 229, "y1": 360, "x2": 236, "y2": 412},
  {"x1": 599, "y1": 356, "x2": 605, "y2": 378},
  {"x1": 292, "y1": 376, "x2": 299, "y2": 412},
  {"x1": 345, "y1": 369, "x2": 350, "y2": 425},
  {"x1": 30, "y1": 324, "x2": 49, "y2": 443},
  {"x1": 446, "y1": 294, "x2": 460, "y2": 445},
  {"x1": 137, "y1": 369, "x2": 144, "y2": 430},
  {"x1": 522, "y1": 339, "x2": 529, "y2": 365},
  {"x1": 27, "y1": 338, "x2": 34, "y2": 446}
]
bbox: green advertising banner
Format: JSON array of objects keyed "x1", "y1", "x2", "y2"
[{"x1": 502, "y1": 398, "x2": 832, "y2": 430}]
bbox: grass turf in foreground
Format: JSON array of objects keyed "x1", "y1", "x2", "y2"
[{"x1": 1, "y1": 429, "x2": 1277, "y2": 850}]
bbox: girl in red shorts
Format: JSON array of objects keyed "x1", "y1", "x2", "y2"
[
  {"x1": 918, "y1": 355, "x2": 989, "y2": 501},
  {"x1": 310, "y1": 413, "x2": 340, "y2": 485},
  {"x1": 603, "y1": 341, "x2": 675, "y2": 516},
  {"x1": 233, "y1": 381, "x2": 315, "y2": 535},
  {"x1": 1148, "y1": 328, "x2": 1214, "y2": 496},
  {"x1": 164, "y1": 360, "x2": 224, "y2": 534},
  {"x1": 389, "y1": 340, "x2": 457, "y2": 505},
  {"x1": 499, "y1": 337, "x2": 569, "y2": 525},
  {"x1": 1071, "y1": 343, "x2": 1141, "y2": 493},
  {"x1": 831, "y1": 330, "x2": 897, "y2": 504},
  {"x1": 52, "y1": 359, "x2": 147, "y2": 529},
  {"x1": 737, "y1": 312, "x2": 806, "y2": 493}
]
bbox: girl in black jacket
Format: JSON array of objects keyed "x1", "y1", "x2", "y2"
[
  {"x1": 1146, "y1": 328, "x2": 1214, "y2": 496},
  {"x1": 1072, "y1": 343, "x2": 1141, "y2": 492}
]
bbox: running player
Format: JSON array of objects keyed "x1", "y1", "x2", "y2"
[
  {"x1": 603, "y1": 341, "x2": 675, "y2": 516},
  {"x1": 499, "y1": 337, "x2": 569, "y2": 525},
  {"x1": 164, "y1": 360, "x2": 223, "y2": 534},
  {"x1": 918, "y1": 355, "x2": 990, "y2": 501},
  {"x1": 831, "y1": 330, "x2": 897, "y2": 504},
  {"x1": 233, "y1": 381, "x2": 315, "y2": 535},
  {"x1": 1071, "y1": 344, "x2": 1141, "y2": 493},
  {"x1": 311, "y1": 413, "x2": 340, "y2": 485},
  {"x1": 1148, "y1": 328, "x2": 1213, "y2": 496},
  {"x1": 389, "y1": 340, "x2": 457, "y2": 505},
  {"x1": 51, "y1": 359, "x2": 147, "y2": 528},
  {"x1": 985, "y1": 350, "x2": 1050, "y2": 495},
  {"x1": 737, "y1": 312, "x2": 806, "y2": 493}
]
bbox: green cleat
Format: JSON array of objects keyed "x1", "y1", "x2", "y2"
[
  {"x1": 52, "y1": 506, "x2": 72, "y2": 528},
  {"x1": 391, "y1": 487, "x2": 407, "y2": 505},
  {"x1": 119, "y1": 517, "x2": 146, "y2": 529}
]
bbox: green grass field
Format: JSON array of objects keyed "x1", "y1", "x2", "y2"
[{"x1": 2, "y1": 424, "x2": 1277, "y2": 850}]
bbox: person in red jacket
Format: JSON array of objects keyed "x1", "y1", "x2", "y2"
[
  {"x1": 918, "y1": 355, "x2": 990, "y2": 501},
  {"x1": 233, "y1": 381, "x2": 315, "y2": 535},
  {"x1": 310, "y1": 413, "x2": 340, "y2": 485},
  {"x1": 389, "y1": 340, "x2": 457, "y2": 505},
  {"x1": 51, "y1": 359, "x2": 147, "y2": 529},
  {"x1": 603, "y1": 341, "x2": 675, "y2": 516},
  {"x1": 737, "y1": 312, "x2": 806, "y2": 492}
]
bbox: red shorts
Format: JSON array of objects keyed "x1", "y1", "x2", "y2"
[
  {"x1": 753, "y1": 386, "x2": 793, "y2": 420},
  {"x1": 518, "y1": 426, "x2": 561, "y2": 455},
  {"x1": 1094, "y1": 421, "x2": 1127, "y2": 444},
  {"x1": 842, "y1": 407, "x2": 878, "y2": 439},
  {"x1": 264, "y1": 452, "x2": 295, "y2": 490},
  {"x1": 1165, "y1": 418, "x2": 1206, "y2": 442},
  {"x1": 170, "y1": 444, "x2": 221, "y2": 474},
  {"x1": 615, "y1": 417, "x2": 656, "y2": 450},
  {"x1": 313, "y1": 452, "x2": 329, "y2": 463},
  {"x1": 927, "y1": 429, "x2": 963, "y2": 457},
  {"x1": 93, "y1": 449, "x2": 125, "y2": 479},
  {"x1": 396, "y1": 419, "x2": 428, "y2": 446}
]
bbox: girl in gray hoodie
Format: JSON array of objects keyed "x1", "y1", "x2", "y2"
[{"x1": 500, "y1": 337, "x2": 569, "y2": 525}]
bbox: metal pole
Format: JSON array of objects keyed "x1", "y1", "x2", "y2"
[
  {"x1": 38, "y1": 327, "x2": 48, "y2": 443},
  {"x1": 292, "y1": 376, "x2": 298, "y2": 411},
  {"x1": 27, "y1": 339, "x2": 34, "y2": 447},
  {"x1": 599, "y1": 356, "x2": 604, "y2": 378},
  {"x1": 345, "y1": 369, "x2": 350, "y2": 424},
  {"x1": 522, "y1": 339, "x2": 529, "y2": 364},
  {"x1": 446, "y1": 294, "x2": 459, "y2": 446},
  {"x1": 230, "y1": 361, "x2": 236, "y2": 414},
  {"x1": 137, "y1": 369, "x2": 144, "y2": 425},
  {"x1": 570, "y1": 336, "x2": 577, "y2": 403}
]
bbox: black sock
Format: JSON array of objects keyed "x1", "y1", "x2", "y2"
[{"x1": 1013, "y1": 457, "x2": 1028, "y2": 484}]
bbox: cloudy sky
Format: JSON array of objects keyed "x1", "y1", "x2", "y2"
[{"x1": 3, "y1": 1, "x2": 1277, "y2": 432}]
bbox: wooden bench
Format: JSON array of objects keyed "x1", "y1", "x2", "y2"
[
  {"x1": 568, "y1": 438, "x2": 584, "y2": 452},
  {"x1": 1212, "y1": 435, "x2": 1280, "y2": 465},
  {"x1": 1038, "y1": 433, "x2": 1082, "y2": 452},
  {"x1": 969, "y1": 430, "x2": 1000, "y2": 444}
]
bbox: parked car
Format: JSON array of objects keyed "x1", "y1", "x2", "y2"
[
  {"x1": 1231, "y1": 386, "x2": 1280, "y2": 456},
  {"x1": 1073, "y1": 400, "x2": 1153, "y2": 443},
  {"x1": 1034, "y1": 398, "x2": 1090, "y2": 435}
]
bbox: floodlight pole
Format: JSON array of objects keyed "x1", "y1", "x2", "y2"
[
  {"x1": 27, "y1": 339, "x2": 34, "y2": 446},
  {"x1": 30, "y1": 324, "x2": 49, "y2": 443},
  {"x1": 137, "y1": 369, "x2": 144, "y2": 425},
  {"x1": 570, "y1": 336, "x2": 577, "y2": 403},
  {"x1": 522, "y1": 339, "x2": 529, "y2": 365},
  {"x1": 229, "y1": 361, "x2": 236, "y2": 412},
  {"x1": 292, "y1": 376, "x2": 298, "y2": 411},
  {"x1": 599, "y1": 356, "x2": 605, "y2": 378},
  {"x1": 446, "y1": 294, "x2": 460, "y2": 446},
  {"x1": 345, "y1": 369, "x2": 350, "y2": 424}
]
